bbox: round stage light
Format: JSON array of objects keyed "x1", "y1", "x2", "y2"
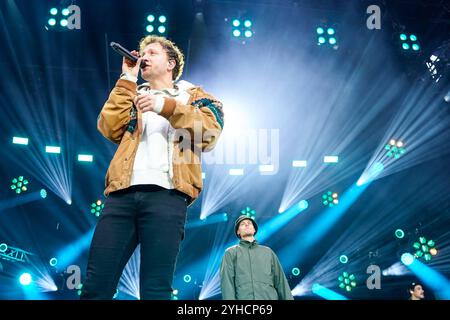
[
  {"x1": 395, "y1": 229, "x2": 405, "y2": 239},
  {"x1": 401, "y1": 253, "x2": 414, "y2": 266},
  {"x1": 339, "y1": 255, "x2": 348, "y2": 264},
  {"x1": 19, "y1": 273, "x2": 32, "y2": 286}
]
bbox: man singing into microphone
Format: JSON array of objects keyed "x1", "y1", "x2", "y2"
[{"x1": 80, "y1": 35, "x2": 224, "y2": 300}]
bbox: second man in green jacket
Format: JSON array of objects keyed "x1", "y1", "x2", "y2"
[{"x1": 220, "y1": 215, "x2": 294, "y2": 300}]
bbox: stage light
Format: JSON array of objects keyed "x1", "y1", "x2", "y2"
[
  {"x1": 385, "y1": 139, "x2": 406, "y2": 159},
  {"x1": 45, "y1": 146, "x2": 61, "y2": 154},
  {"x1": 49, "y1": 258, "x2": 58, "y2": 267},
  {"x1": 90, "y1": 200, "x2": 105, "y2": 217},
  {"x1": 39, "y1": 189, "x2": 47, "y2": 199},
  {"x1": 10, "y1": 176, "x2": 29, "y2": 194},
  {"x1": 77, "y1": 283, "x2": 83, "y2": 296},
  {"x1": 229, "y1": 169, "x2": 244, "y2": 176},
  {"x1": 324, "y1": 156, "x2": 339, "y2": 163},
  {"x1": 339, "y1": 255, "x2": 348, "y2": 264},
  {"x1": 357, "y1": 162, "x2": 384, "y2": 186},
  {"x1": 395, "y1": 229, "x2": 405, "y2": 239},
  {"x1": 0, "y1": 243, "x2": 7, "y2": 253},
  {"x1": 158, "y1": 26, "x2": 166, "y2": 34},
  {"x1": 399, "y1": 32, "x2": 420, "y2": 52},
  {"x1": 172, "y1": 289, "x2": 179, "y2": 300},
  {"x1": 401, "y1": 253, "x2": 414, "y2": 266},
  {"x1": 78, "y1": 154, "x2": 93, "y2": 162},
  {"x1": 298, "y1": 200, "x2": 309, "y2": 210},
  {"x1": 316, "y1": 24, "x2": 338, "y2": 48},
  {"x1": 231, "y1": 17, "x2": 253, "y2": 39},
  {"x1": 145, "y1": 13, "x2": 167, "y2": 34},
  {"x1": 183, "y1": 274, "x2": 192, "y2": 283},
  {"x1": 12, "y1": 137, "x2": 29, "y2": 145},
  {"x1": 241, "y1": 207, "x2": 256, "y2": 219},
  {"x1": 383, "y1": 262, "x2": 409, "y2": 276},
  {"x1": 413, "y1": 237, "x2": 437, "y2": 261},
  {"x1": 322, "y1": 191, "x2": 339, "y2": 207},
  {"x1": 46, "y1": 6, "x2": 73, "y2": 30},
  {"x1": 291, "y1": 267, "x2": 300, "y2": 276},
  {"x1": 19, "y1": 273, "x2": 32, "y2": 286},
  {"x1": 338, "y1": 272, "x2": 356, "y2": 292},
  {"x1": 292, "y1": 160, "x2": 307, "y2": 167}
]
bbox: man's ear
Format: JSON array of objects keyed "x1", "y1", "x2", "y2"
[{"x1": 168, "y1": 59, "x2": 176, "y2": 70}]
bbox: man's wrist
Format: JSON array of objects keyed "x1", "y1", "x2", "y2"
[
  {"x1": 120, "y1": 72, "x2": 138, "y2": 83},
  {"x1": 153, "y1": 96, "x2": 165, "y2": 114}
]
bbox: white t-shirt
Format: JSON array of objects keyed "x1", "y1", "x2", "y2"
[{"x1": 130, "y1": 81, "x2": 192, "y2": 189}]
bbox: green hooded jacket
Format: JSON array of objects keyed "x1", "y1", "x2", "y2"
[{"x1": 220, "y1": 239, "x2": 294, "y2": 300}]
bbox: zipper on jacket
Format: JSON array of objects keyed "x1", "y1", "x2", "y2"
[{"x1": 247, "y1": 245, "x2": 255, "y2": 299}]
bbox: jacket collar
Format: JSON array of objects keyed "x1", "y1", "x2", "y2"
[
  {"x1": 136, "y1": 80, "x2": 197, "y2": 97},
  {"x1": 239, "y1": 239, "x2": 258, "y2": 248}
]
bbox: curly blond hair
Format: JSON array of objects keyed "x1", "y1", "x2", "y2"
[{"x1": 139, "y1": 35, "x2": 185, "y2": 81}]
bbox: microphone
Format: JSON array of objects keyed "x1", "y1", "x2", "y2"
[{"x1": 110, "y1": 42, "x2": 146, "y2": 68}]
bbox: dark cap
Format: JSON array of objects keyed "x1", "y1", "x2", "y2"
[
  {"x1": 234, "y1": 215, "x2": 258, "y2": 238},
  {"x1": 409, "y1": 282, "x2": 423, "y2": 292}
]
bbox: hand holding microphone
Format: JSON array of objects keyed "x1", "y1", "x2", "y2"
[
  {"x1": 110, "y1": 41, "x2": 160, "y2": 113},
  {"x1": 122, "y1": 49, "x2": 142, "y2": 77},
  {"x1": 110, "y1": 42, "x2": 145, "y2": 78}
]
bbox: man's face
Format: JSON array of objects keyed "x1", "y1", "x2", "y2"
[
  {"x1": 140, "y1": 42, "x2": 173, "y2": 81},
  {"x1": 237, "y1": 219, "x2": 255, "y2": 238},
  {"x1": 411, "y1": 285, "x2": 425, "y2": 299}
]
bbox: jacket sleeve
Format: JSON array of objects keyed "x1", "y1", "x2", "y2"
[
  {"x1": 159, "y1": 93, "x2": 224, "y2": 152},
  {"x1": 220, "y1": 249, "x2": 236, "y2": 300},
  {"x1": 272, "y1": 251, "x2": 294, "y2": 300},
  {"x1": 97, "y1": 79, "x2": 137, "y2": 144}
]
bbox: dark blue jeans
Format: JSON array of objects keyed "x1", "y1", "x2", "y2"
[{"x1": 80, "y1": 185, "x2": 188, "y2": 300}]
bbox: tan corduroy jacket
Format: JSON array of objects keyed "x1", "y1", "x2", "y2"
[{"x1": 97, "y1": 78, "x2": 224, "y2": 205}]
